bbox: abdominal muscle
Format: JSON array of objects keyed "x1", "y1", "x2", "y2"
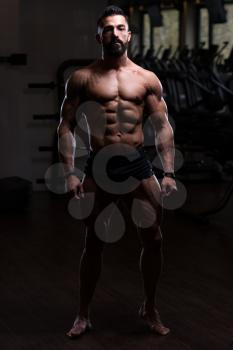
[
  {"x1": 89, "y1": 115, "x2": 145, "y2": 151},
  {"x1": 86, "y1": 100, "x2": 145, "y2": 151}
]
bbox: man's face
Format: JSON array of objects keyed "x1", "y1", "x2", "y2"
[{"x1": 97, "y1": 15, "x2": 131, "y2": 57}]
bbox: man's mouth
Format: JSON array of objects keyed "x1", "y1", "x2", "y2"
[{"x1": 111, "y1": 41, "x2": 122, "y2": 45}]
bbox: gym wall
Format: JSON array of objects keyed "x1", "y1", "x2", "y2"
[{"x1": 0, "y1": 0, "x2": 107, "y2": 190}]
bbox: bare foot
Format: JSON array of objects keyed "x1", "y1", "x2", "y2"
[
  {"x1": 139, "y1": 305, "x2": 170, "y2": 336},
  {"x1": 66, "y1": 316, "x2": 93, "y2": 339}
]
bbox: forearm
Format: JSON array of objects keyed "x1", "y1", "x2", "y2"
[
  {"x1": 57, "y1": 124, "x2": 76, "y2": 173},
  {"x1": 155, "y1": 124, "x2": 175, "y2": 173}
]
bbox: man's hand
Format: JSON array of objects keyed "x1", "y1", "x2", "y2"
[
  {"x1": 161, "y1": 177, "x2": 177, "y2": 197},
  {"x1": 66, "y1": 175, "x2": 84, "y2": 199}
]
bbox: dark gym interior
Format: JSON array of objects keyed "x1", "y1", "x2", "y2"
[{"x1": 0, "y1": 0, "x2": 233, "y2": 349}]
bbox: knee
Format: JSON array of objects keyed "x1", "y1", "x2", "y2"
[
  {"x1": 84, "y1": 232, "x2": 105, "y2": 255},
  {"x1": 140, "y1": 227, "x2": 162, "y2": 251},
  {"x1": 143, "y1": 238, "x2": 162, "y2": 252}
]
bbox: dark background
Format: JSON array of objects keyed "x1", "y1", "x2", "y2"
[{"x1": 0, "y1": 1, "x2": 233, "y2": 349}]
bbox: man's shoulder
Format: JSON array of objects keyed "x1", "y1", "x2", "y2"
[
  {"x1": 69, "y1": 60, "x2": 101, "y2": 82},
  {"x1": 140, "y1": 67, "x2": 160, "y2": 85},
  {"x1": 69, "y1": 67, "x2": 91, "y2": 81},
  {"x1": 131, "y1": 63, "x2": 162, "y2": 96},
  {"x1": 129, "y1": 60, "x2": 160, "y2": 83},
  {"x1": 142, "y1": 69, "x2": 162, "y2": 95}
]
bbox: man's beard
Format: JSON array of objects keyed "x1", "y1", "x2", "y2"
[{"x1": 104, "y1": 39, "x2": 128, "y2": 57}]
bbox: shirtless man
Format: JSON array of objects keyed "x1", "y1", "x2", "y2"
[{"x1": 57, "y1": 5, "x2": 177, "y2": 338}]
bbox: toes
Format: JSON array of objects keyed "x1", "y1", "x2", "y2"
[
  {"x1": 139, "y1": 306, "x2": 170, "y2": 336},
  {"x1": 66, "y1": 328, "x2": 84, "y2": 338},
  {"x1": 66, "y1": 319, "x2": 92, "y2": 339},
  {"x1": 151, "y1": 324, "x2": 170, "y2": 336}
]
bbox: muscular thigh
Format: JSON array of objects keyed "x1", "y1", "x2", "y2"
[
  {"x1": 125, "y1": 175, "x2": 163, "y2": 241},
  {"x1": 82, "y1": 175, "x2": 118, "y2": 227}
]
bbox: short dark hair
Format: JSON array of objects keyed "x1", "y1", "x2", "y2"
[{"x1": 97, "y1": 5, "x2": 128, "y2": 28}]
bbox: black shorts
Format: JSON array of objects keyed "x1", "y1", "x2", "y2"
[{"x1": 84, "y1": 146, "x2": 154, "y2": 183}]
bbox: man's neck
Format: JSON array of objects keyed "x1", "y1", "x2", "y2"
[{"x1": 101, "y1": 53, "x2": 129, "y2": 70}]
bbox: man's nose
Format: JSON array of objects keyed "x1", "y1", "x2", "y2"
[{"x1": 112, "y1": 28, "x2": 118, "y2": 37}]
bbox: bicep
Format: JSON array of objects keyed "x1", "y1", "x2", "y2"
[
  {"x1": 60, "y1": 98, "x2": 78, "y2": 129},
  {"x1": 145, "y1": 91, "x2": 169, "y2": 132},
  {"x1": 59, "y1": 72, "x2": 84, "y2": 131}
]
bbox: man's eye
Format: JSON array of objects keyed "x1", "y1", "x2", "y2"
[{"x1": 103, "y1": 27, "x2": 112, "y2": 33}]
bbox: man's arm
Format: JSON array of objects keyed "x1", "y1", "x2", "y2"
[
  {"x1": 57, "y1": 70, "x2": 86, "y2": 196},
  {"x1": 145, "y1": 72, "x2": 176, "y2": 195}
]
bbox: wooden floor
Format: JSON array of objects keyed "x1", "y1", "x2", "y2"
[{"x1": 0, "y1": 181, "x2": 233, "y2": 350}]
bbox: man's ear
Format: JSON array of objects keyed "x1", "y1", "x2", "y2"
[
  {"x1": 127, "y1": 31, "x2": 132, "y2": 43},
  {"x1": 96, "y1": 33, "x2": 101, "y2": 44}
]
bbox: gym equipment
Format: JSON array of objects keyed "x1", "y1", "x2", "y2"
[
  {"x1": 28, "y1": 82, "x2": 56, "y2": 89},
  {"x1": 0, "y1": 53, "x2": 27, "y2": 65},
  {"x1": 132, "y1": 41, "x2": 233, "y2": 220},
  {"x1": 33, "y1": 113, "x2": 59, "y2": 121}
]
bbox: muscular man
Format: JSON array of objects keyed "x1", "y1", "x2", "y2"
[{"x1": 57, "y1": 5, "x2": 177, "y2": 338}]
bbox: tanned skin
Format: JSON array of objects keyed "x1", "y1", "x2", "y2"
[{"x1": 58, "y1": 13, "x2": 177, "y2": 337}]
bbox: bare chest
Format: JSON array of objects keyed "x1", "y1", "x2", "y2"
[{"x1": 85, "y1": 70, "x2": 146, "y2": 104}]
